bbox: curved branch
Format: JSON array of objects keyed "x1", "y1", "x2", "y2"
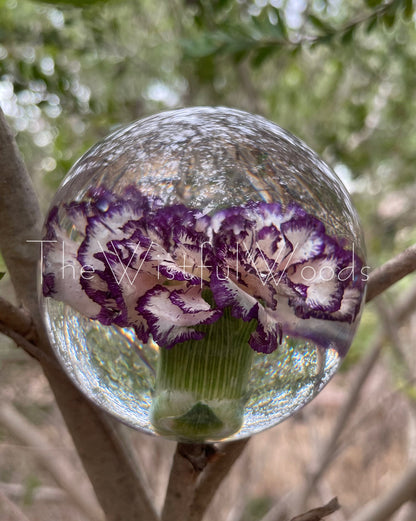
[
  {"x1": 298, "y1": 281, "x2": 416, "y2": 506},
  {"x1": 0, "y1": 322, "x2": 57, "y2": 367},
  {"x1": 0, "y1": 489, "x2": 31, "y2": 521},
  {"x1": 348, "y1": 464, "x2": 416, "y2": 521},
  {"x1": 0, "y1": 403, "x2": 104, "y2": 521},
  {"x1": 0, "y1": 110, "x2": 41, "y2": 311},
  {"x1": 0, "y1": 296, "x2": 34, "y2": 339},
  {"x1": 366, "y1": 244, "x2": 416, "y2": 303},
  {"x1": 290, "y1": 497, "x2": 340, "y2": 521}
]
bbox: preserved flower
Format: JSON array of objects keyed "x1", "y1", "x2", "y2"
[{"x1": 41, "y1": 107, "x2": 366, "y2": 441}]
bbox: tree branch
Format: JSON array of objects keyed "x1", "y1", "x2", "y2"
[
  {"x1": 0, "y1": 111, "x2": 41, "y2": 311},
  {"x1": 0, "y1": 296, "x2": 50, "y2": 363},
  {"x1": 189, "y1": 438, "x2": 250, "y2": 521},
  {"x1": 160, "y1": 439, "x2": 250, "y2": 521},
  {"x1": 0, "y1": 482, "x2": 67, "y2": 503},
  {"x1": 300, "y1": 281, "x2": 416, "y2": 506},
  {"x1": 0, "y1": 107, "x2": 159, "y2": 521},
  {"x1": 0, "y1": 489, "x2": 32, "y2": 521},
  {"x1": 290, "y1": 497, "x2": 340, "y2": 521},
  {"x1": 0, "y1": 296, "x2": 34, "y2": 340},
  {"x1": 0, "y1": 402, "x2": 104, "y2": 521},
  {"x1": 162, "y1": 443, "x2": 213, "y2": 521},
  {"x1": 0, "y1": 321, "x2": 57, "y2": 367},
  {"x1": 348, "y1": 465, "x2": 416, "y2": 521},
  {"x1": 366, "y1": 244, "x2": 416, "y2": 303}
]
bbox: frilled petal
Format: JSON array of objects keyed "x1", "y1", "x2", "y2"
[
  {"x1": 43, "y1": 189, "x2": 366, "y2": 354},
  {"x1": 308, "y1": 287, "x2": 363, "y2": 324},
  {"x1": 210, "y1": 206, "x2": 254, "y2": 238},
  {"x1": 249, "y1": 306, "x2": 282, "y2": 354},
  {"x1": 268, "y1": 298, "x2": 356, "y2": 356},
  {"x1": 280, "y1": 215, "x2": 326, "y2": 266},
  {"x1": 254, "y1": 225, "x2": 284, "y2": 262},
  {"x1": 137, "y1": 285, "x2": 221, "y2": 349},
  {"x1": 286, "y1": 255, "x2": 345, "y2": 315},
  {"x1": 169, "y1": 227, "x2": 212, "y2": 282},
  {"x1": 43, "y1": 240, "x2": 102, "y2": 318},
  {"x1": 210, "y1": 271, "x2": 259, "y2": 321},
  {"x1": 42, "y1": 208, "x2": 101, "y2": 318}
]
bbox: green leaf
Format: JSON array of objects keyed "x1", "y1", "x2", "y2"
[
  {"x1": 276, "y1": 10, "x2": 288, "y2": 40},
  {"x1": 212, "y1": 0, "x2": 230, "y2": 12},
  {"x1": 366, "y1": 15, "x2": 379, "y2": 33},
  {"x1": 32, "y1": 0, "x2": 110, "y2": 5},
  {"x1": 251, "y1": 45, "x2": 277, "y2": 68},
  {"x1": 382, "y1": 10, "x2": 396, "y2": 28},
  {"x1": 365, "y1": 0, "x2": 383, "y2": 6},
  {"x1": 308, "y1": 14, "x2": 333, "y2": 34},
  {"x1": 0, "y1": 272, "x2": 4, "y2": 281},
  {"x1": 341, "y1": 25, "x2": 355, "y2": 44},
  {"x1": 314, "y1": 32, "x2": 335, "y2": 46},
  {"x1": 403, "y1": 0, "x2": 414, "y2": 20},
  {"x1": 181, "y1": 34, "x2": 224, "y2": 58}
]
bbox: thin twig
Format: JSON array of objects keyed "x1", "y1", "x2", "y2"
[
  {"x1": 290, "y1": 497, "x2": 340, "y2": 521},
  {"x1": 0, "y1": 482, "x2": 67, "y2": 503},
  {"x1": 366, "y1": 244, "x2": 416, "y2": 303},
  {"x1": 302, "y1": 339, "x2": 383, "y2": 500},
  {"x1": 188, "y1": 438, "x2": 250, "y2": 521},
  {"x1": 348, "y1": 465, "x2": 416, "y2": 521},
  {"x1": 299, "y1": 282, "x2": 416, "y2": 505},
  {"x1": 0, "y1": 402, "x2": 104, "y2": 521},
  {"x1": 0, "y1": 489, "x2": 32, "y2": 521}
]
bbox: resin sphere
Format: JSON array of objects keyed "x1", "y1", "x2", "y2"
[{"x1": 41, "y1": 107, "x2": 366, "y2": 442}]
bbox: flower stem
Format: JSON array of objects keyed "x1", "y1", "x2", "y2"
[{"x1": 150, "y1": 309, "x2": 256, "y2": 441}]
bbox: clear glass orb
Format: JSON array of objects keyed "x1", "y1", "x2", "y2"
[{"x1": 40, "y1": 107, "x2": 366, "y2": 442}]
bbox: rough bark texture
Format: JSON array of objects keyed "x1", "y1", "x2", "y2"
[
  {"x1": 162, "y1": 444, "x2": 211, "y2": 521},
  {"x1": 189, "y1": 439, "x2": 250, "y2": 521}
]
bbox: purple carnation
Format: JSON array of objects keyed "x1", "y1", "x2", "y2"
[{"x1": 42, "y1": 187, "x2": 365, "y2": 354}]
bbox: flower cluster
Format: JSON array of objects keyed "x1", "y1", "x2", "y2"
[{"x1": 43, "y1": 187, "x2": 365, "y2": 354}]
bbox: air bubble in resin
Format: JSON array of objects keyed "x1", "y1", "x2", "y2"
[{"x1": 40, "y1": 107, "x2": 366, "y2": 442}]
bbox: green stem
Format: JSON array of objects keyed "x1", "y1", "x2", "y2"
[{"x1": 150, "y1": 309, "x2": 256, "y2": 442}]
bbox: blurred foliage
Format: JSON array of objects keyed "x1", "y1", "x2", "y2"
[
  {"x1": 22, "y1": 474, "x2": 42, "y2": 506},
  {"x1": 0, "y1": 0, "x2": 415, "y2": 361},
  {"x1": 241, "y1": 495, "x2": 274, "y2": 521}
]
